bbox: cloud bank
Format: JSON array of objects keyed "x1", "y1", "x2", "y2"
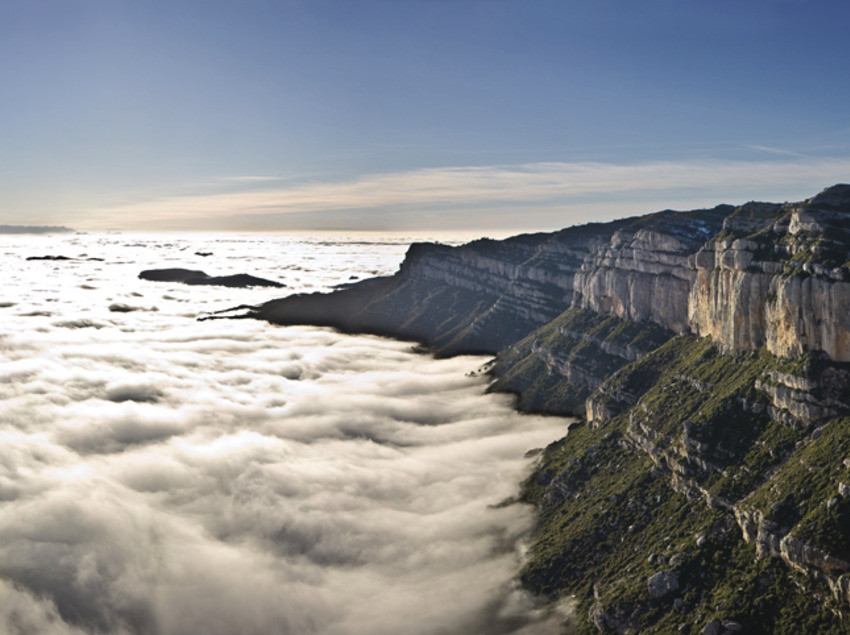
[
  {"x1": 0, "y1": 234, "x2": 566, "y2": 634},
  {"x1": 75, "y1": 157, "x2": 850, "y2": 231}
]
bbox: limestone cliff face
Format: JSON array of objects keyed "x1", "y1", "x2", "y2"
[
  {"x1": 402, "y1": 186, "x2": 850, "y2": 361},
  {"x1": 573, "y1": 217, "x2": 720, "y2": 335},
  {"x1": 571, "y1": 185, "x2": 850, "y2": 363},
  {"x1": 399, "y1": 236, "x2": 579, "y2": 328},
  {"x1": 399, "y1": 185, "x2": 850, "y2": 363},
  {"x1": 255, "y1": 184, "x2": 850, "y2": 364},
  {"x1": 765, "y1": 275, "x2": 850, "y2": 361},
  {"x1": 689, "y1": 187, "x2": 850, "y2": 362}
]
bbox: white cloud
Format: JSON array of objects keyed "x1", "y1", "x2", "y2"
[
  {"x1": 0, "y1": 300, "x2": 566, "y2": 633},
  {"x1": 73, "y1": 158, "x2": 850, "y2": 230},
  {"x1": 747, "y1": 145, "x2": 806, "y2": 157}
]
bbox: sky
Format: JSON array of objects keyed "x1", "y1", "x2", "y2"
[{"x1": 3, "y1": 0, "x2": 850, "y2": 232}]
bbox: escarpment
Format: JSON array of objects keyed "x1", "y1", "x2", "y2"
[
  {"x1": 256, "y1": 184, "x2": 850, "y2": 363},
  {"x1": 251, "y1": 185, "x2": 850, "y2": 631}
]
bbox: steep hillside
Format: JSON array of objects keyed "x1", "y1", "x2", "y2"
[{"x1": 249, "y1": 185, "x2": 850, "y2": 632}]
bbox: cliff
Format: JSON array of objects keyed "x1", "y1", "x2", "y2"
[{"x1": 250, "y1": 185, "x2": 850, "y2": 632}]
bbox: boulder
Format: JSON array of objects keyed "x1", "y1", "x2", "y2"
[
  {"x1": 648, "y1": 569, "x2": 679, "y2": 599},
  {"x1": 701, "y1": 619, "x2": 721, "y2": 635}
]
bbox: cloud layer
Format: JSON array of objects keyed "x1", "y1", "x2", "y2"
[
  {"x1": 75, "y1": 157, "x2": 850, "y2": 231},
  {"x1": 0, "y1": 234, "x2": 566, "y2": 634}
]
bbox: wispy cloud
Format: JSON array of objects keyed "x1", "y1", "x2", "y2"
[
  {"x1": 747, "y1": 145, "x2": 806, "y2": 157},
  {"x1": 223, "y1": 176, "x2": 282, "y2": 183},
  {"x1": 75, "y1": 158, "x2": 850, "y2": 230}
]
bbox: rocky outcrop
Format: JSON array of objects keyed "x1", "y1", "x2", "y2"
[
  {"x1": 735, "y1": 505, "x2": 850, "y2": 606},
  {"x1": 647, "y1": 570, "x2": 679, "y2": 599},
  {"x1": 139, "y1": 268, "x2": 285, "y2": 288},
  {"x1": 27, "y1": 255, "x2": 104, "y2": 261},
  {"x1": 754, "y1": 371, "x2": 838, "y2": 426},
  {"x1": 690, "y1": 186, "x2": 850, "y2": 362}
]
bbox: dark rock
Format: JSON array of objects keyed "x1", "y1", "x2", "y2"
[
  {"x1": 53, "y1": 319, "x2": 105, "y2": 329},
  {"x1": 27, "y1": 254, "x2": 103, "y2": 262},
  {"x1": 108, "y1": 303, "x2": 140, "y2": 313},
  {"x1": 488, "y1": 496, "x2": 517, "y2": 509},
  {"x1": 702, "y1": 619, "x2": 722, "y2": 635},
  {"x1": 139, "y1": 268, "x2": 211, "y2": 283},
  {"x1": 139, "y1": 268, "x2": 284, "y2": 288}
]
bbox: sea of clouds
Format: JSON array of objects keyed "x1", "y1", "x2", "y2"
[{"x1": 0, "y1": 233, "x2": 567, "y2": 634}]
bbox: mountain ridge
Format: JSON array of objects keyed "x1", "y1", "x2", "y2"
[{"x1": 0, "y1": 224, "x2": 74, "y2": 234}]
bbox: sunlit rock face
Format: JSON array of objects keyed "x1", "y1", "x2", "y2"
[
  {"x1": 573, "y1": 220, "x2": 720, "y2": 335},
  {"x1": 688, "y1": 185, "x2": 850, "y2": 362},
  {"x1": 258, "y1": 185, "x2": 850, "y2": 363},
  {"x1": 765, "y1": 276, "x2": 850, "y2": 361},
  {"x1": 688, "y1": 267, "x2": 774, "y2": 353}
]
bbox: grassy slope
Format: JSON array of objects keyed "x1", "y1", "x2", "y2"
[
  {"x1": 489, "y1": 308, "x2": 673, "y2": 416},
  {"x1": 519, "y1": 334, "x2": 849, "y2": 632}
]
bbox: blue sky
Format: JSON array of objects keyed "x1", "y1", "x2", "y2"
[{"x1": 3, "y1": 0, "x2": 850, "y2": 232}]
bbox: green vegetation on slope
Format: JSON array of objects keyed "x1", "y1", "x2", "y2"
[
  {"x1": 489, "y1": 308, "x2": 673, "y2": 416},
  {"x1": 518, "y1": 335, "x2": 849, "y2": 631},
  {"x1": 741, "y1": 416, "x2": 850, "y2": 563}
]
